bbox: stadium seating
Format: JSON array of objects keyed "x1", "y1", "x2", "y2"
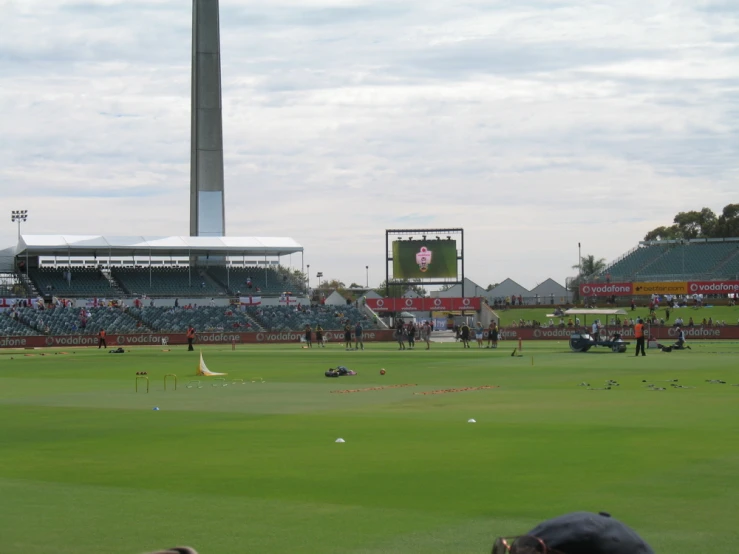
[
  {"x1": 597, "y1": 244, "x2": 667, "y2": 281},
  {"x1": 12, "y1": 306, "x2": 151, "y2": 335},
  {"x1": 112, "y1": 267, "x2": 227, "y2": 297},
  {"x1": 713, "y1": 248, "x2": 739, "y2": 279},
  {"x1": 245, "y1": 305, "x2": 377, "y2": 332},
  {"x1": 599, "y1": 240, "x2": 739, "y2": 281},
  {"x1": 207, "y1": 266, "x2": 302, "y2": 296},
  {"x1": 636, "y1": 242, "x2": 738, "y2": 280},
  {"x1": 127, "y1": 306, "x2": 262, "y2": 332},
  {"x1": 29, "y1": 267, "x2": 117, "y2": 297},
  {"x1": 0, "y1": 313, "x2": 41, "y2": 336}
]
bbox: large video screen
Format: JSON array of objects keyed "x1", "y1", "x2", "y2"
[{"x1": 392, "y1": 240, "x2": 458, "y2": 279}]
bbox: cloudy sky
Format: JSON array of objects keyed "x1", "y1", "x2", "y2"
[{"x1": 1, "y1": 0, "x2": 737, "y2": 290}]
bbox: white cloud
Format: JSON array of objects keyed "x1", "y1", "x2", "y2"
[{"x1": 0, "y1": 0, "x2": 737, "y2": 289}]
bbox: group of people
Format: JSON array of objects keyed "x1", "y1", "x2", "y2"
[
  {"x1": 395, "y1": 320, "x2": 433, "y2": 350},
  {"x1": 455, "y1": 321, "x2": 500, "y2": 349}
]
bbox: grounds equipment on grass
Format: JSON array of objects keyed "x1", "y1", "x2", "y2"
[{"x1": 569, "y1": 333, "x2": 630, "y2": 353}]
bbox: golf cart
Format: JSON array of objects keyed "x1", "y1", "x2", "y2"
[{"x1": 564, "y1": 309, "x2": 631, "y2": 353}]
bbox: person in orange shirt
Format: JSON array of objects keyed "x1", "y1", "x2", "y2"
[
  {"x1": 634, "y1": 318, "x2": 646, "y2": 357},
  {"x1": 186, "y1": 326, "x2": 195, "y2": 351},
  {"x1": 98, "y1": 329, "x2": 107, "y2": 349}
]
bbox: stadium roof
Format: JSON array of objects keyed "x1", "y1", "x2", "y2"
[{"x1": 12, "y1": 235, "x2": 303, "y2": 258}]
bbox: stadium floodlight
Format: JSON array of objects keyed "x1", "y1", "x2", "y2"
[
  {"x1": 11, "y1": 210, "x2": 28, "y2": 239},
  {"x1": 436, "y1": 236, "x2": 440, "y2": 240},
  {"x1": 446, "y1": 235, "x2": 451, "y2": 240},
  {"x1": 422, "y1": 235, "x2": 427, "y2": 240},
  {"x1": 317, "y1": 271, "x2": 323, "y2": 288},
  {"x1": 409, "y1": 236, "x2": 413, "y2": 240},
  {"x1": 306, "y1": 264, "x2": 310, "y2": 289}
]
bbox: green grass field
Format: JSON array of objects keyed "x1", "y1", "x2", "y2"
[{"x1": 2, "y1": 341, "x2": 739, "y2": 553}]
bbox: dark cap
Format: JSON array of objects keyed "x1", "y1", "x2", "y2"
[{"x1": 526, "y1": 511, "x2": 654, "y2": 554}]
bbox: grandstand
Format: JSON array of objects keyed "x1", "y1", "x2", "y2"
[
  {"x1": 0, "y1": 235, "x2": 305, "y2": 299},
  {"x1": 128, "y1": 306, "x2": 262, "y2": 333},
  {"x1": 595, "y1": 238, "x2": 739, "y2": 282},
  {"x1": 0, "y1": 235, "x2": 389, "y2": 335},
  {"x1": 245, "y1": 305, "x2": 379, "y2": 332}
]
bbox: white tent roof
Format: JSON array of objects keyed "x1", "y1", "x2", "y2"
[
  {"x1": 529, "y1": 278, "x2": 570, "y2": 297},
  {"x1": 14, "y1": 235, "x2": 303, "y2": 258},
  {"x1": 486, "y1": 278, "x2": 530, "y2": 298}
]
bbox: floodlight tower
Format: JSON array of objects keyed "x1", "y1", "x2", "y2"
[
  {"x1": 11, "y1": 210, "x2": 28, "y2": 239},
  {"x1": 190, "y1": 0, "x2": 225, "y2": 237}
]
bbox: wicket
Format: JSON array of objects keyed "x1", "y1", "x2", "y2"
[
  {"x1": 164, "y1": 373, "x2": 178, "y2": 391},
  {"x1": 135, "y1": 376, "x2": 149, "y2": 393}
]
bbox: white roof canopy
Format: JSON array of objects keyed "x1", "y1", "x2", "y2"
[
  {"x1": 564, "y1": 309, "x2": 628, "y2": 316},
  {"x1": 15, "y1": 235, "x2": 303, "y2": 258}
]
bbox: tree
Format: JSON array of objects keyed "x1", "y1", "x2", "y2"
[
  {"x1": 438, "y1": 283, "x2": 454, "y2": 292},
  {"x1": 321, "y1": 278, "x2": 346, "y2": 292},
  {"x1": 644, "y1": 225, "x2": 680, "y2": 241},
  {"x1": 573, "y1": 254, "x2": 607, "y2": 277},
  {"x1": 643, "y1": 204, "x2": 739, "y2": 241},
  {"x1": 673, "y1": 208, "x2": 717, "y2": 239},
  {"x1": 716, "y1": 203, "x2": 739, "y2": 237},
  {"x1": 486, "y1": 283, "x2": 499, "y2": 291},
  {"x1": 375, "y1": 279, "x2": 427, "y2": 297},
  {"x1": 348, "y1": 282, "x2": 361, "y2": 289}
]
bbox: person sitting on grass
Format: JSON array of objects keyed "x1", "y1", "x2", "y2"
[
  {"x1": 491, "y1": 511, "x2": 654, "y2": 554},
  {"x1": 673, "y1": 327, "x2": 691, "y2": 350}
]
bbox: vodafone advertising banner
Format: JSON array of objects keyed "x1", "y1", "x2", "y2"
[
  {"x1": 2, "y1": 324, "x2": 738, "y2": 349},
  {"x1": 687, "y1": 281, "x2": 739, "y2": 295},
  {"x1": 581, "y1": 281, "x2": 739, "y2": 297},
  {"x1": 0, "y1": 330, "x2": 396, "y2": 349},
  {"x1": 579, "y1": 283, "x2": 633, "y2": 297},
  {"x1": 365, "y1": 297, "x2": 482, "y2": 312},
  {"x1": 495, "y1": 326, "x2": 739, "y2": 341}
]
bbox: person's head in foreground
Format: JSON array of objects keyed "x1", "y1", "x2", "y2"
[{"x1": 492, "y1": 511, "x2": 654, "y2": 554}]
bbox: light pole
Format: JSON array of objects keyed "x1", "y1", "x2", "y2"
[
  {"x1": 306, "y1": 264, "x2": 310, "y2": 289},
  {"x1": 365, "y1": 265, "x2": 369, "y2": 288},
  {"x1": 11, "y1": 210, "x2": 28, "y2": 239},
  {"x1": 317, "y1": 271, "x2": 323, "y2": 288},
  {"x1": 578, "y1": 242, "x2": 582, "y2": 277}
]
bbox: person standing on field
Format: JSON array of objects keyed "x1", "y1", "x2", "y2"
[
  {"x1": 354, "y1": 322, "x2": 364, "y2": 350},
  {"x1": 422, "y1": 321, "x2": 432, "y2": 350},
  {"x1": 460, "y1": 322, "x2": 471, "y2": 348},
  {"x1": 186, "y1": 326, "x2": 195, "y2": 351},
  {"x1": 634, "y1": 318, "x2": 646, "y2": 357},
  {"x1": 98, "y1": 329, "x2": 107, "y2": 349},
  {"x1": 304, "y1": 324, "x2": 312, "y2": 348},
  {"x1": 475, "y1": 321, "x2": 484, "y2": 348}
]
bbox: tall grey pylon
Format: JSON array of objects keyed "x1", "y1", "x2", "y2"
[{"x1": 190, "y1": 0, "x2": 225, "y2": 237}]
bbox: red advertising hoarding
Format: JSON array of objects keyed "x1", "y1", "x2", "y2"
[
  {"x1": 494, "y1": 325, "x2": 739, "y2": 341},
  {"x1": 0, "y1": 329, "x2": 397, "y2": 349},
  {"x1": 687, "y1": 281, "x2": 739, "y2": 295},
  {"x1": 1, "y1": 324, "x2": 737, "y2": 349},
  {"x1": 579, "y1": 283, "x2": 633, "y2": 297},
  {"x1": 365, "y1": 297, "x2": 482, "y2": 312}
]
